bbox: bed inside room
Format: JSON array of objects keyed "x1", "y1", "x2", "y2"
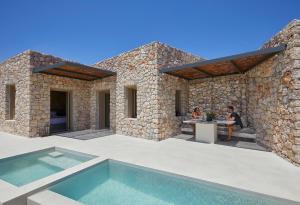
[{"x1": 50, "y1": 90, "x2": 69, "y2": 134}]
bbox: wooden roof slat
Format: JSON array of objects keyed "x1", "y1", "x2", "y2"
[
  {"x1": 160, "y1": 44, "x2": 286, "y2": 80},
  {"x1": 42, "y1": 70, "x2": 94, "y2": 81},
  {"x1": 53, "y1": 68, "x2": 102, "y2": 79},
  {"x1": 230, "y1": 60, "x2": 244, "y2": 74},
  {"x1": 192, "y1": 67, "x2": 214, "y2": 77},
  {"x1": 32, "y1": 61, "x2": 115, "y2": 81}
]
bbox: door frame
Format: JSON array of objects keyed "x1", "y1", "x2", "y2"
[
  {"x1": 49, "y1": 89, "x2": 73, "y2": 133},
  {"x1": 96, "y1": 90, "x2": 110, "y2": 130}
]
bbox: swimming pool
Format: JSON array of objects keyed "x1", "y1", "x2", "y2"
[
  {"x1": 50, "y1": 160, "x2": 299, "y2": 205},
  {"x1": 0, "y1": 147, "x2": 95, "y2": 186}
]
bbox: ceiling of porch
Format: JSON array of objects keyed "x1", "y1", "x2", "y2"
[
  {"x1": 160, "y1": 44, "x2": 286, "y2": 80},
  {"x1": 32, "y1": 61, "x2": 116, "y2": 81}
]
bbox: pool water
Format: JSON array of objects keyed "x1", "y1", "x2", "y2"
[
  {"x1": 50, "y1": 160, "x2": 298, "y2": 205},
  {"x1": 0, "y1": 148, "x2": 94, "y2": 186}
]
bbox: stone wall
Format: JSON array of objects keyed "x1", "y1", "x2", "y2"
[
  {"x1": 186, "y1": 19, "x2": 300, "y2": 164},
  {"x1": 29, "y1": 51, "x2": 91, "y2": 137},
  {"x1": 157, "y1": 43, "x2": 201, "y2": 139},
  {"x1": 0, "y1": 51, "x2": 31, "y2": 136},
  {"x1": 95, "y1": 42, "x2": 201, "y2": 140},
  {"x1": 246, "y1": 19, "x2": 300, "y2": 164},
  {"x1": 90, "y1": 76, "x2": 116, "y2": 131},
  {"x1": 189, "y1": 75, "x2": 247, "y2": 124},
  {"x1": 95, "y1": 42, "x2": 161, "y2": 140}
]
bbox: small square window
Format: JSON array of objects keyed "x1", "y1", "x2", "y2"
[
  {"x1": 126, "y1": 87, "x2": 137, "y2": 118},
  {"x1": 6, "y1": 84, "x2": 16, "y2": 120},
  {"x1": 175, "y1": 90, "x2": 182, "y2": 116}
]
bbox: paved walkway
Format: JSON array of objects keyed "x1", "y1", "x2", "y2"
[
  {"x1": 0, "y1": 132, "x2": 300, "y2": 202},
  {"x1": 55, "y1": 129, "x2": 114, "y2": 140}
]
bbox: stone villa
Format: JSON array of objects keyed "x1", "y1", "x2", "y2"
[{"x1": 0, "y1": 19, "x2": 300, "y2": 165}]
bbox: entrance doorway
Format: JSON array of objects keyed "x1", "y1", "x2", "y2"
[
  {"x1": 50, "y1": 90, "x2": 71, "y2": 133},
  {"x1": 98, "y1": 91, "x2": 110, "y2": 129}
]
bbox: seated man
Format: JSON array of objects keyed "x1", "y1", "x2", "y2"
[{"x1": 226, "y1": 106, "x2": 243, "y2": 141}]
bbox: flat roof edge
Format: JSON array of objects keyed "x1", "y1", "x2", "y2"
[
  {"x1": 159, "y1": 44, "x2": 286, "y2": 73},
  {"x1": 32, "y1": 61, "x2": 116, "y2": 75}
]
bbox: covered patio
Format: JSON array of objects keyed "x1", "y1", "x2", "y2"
[
  {"x1": 160, "y1": 44, "x2": 285, "y2": 80},
  {"x1": 160, "y1": 45, "x2": 287, "y2": 150}
]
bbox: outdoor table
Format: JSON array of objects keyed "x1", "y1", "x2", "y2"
[
  {"x1": 215, "y1": 120, "x2": 235, "y2": 125},
  {"x1": 183, "y1": 120, "x2": 235, "y2": 143},
  {"x1": 183, "y1": 119, "x2": 235, "y2": 125}
]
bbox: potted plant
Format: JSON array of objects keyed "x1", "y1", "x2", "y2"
[{"x1": 206, "y1": 112, "x2": 216, "y2": 122}]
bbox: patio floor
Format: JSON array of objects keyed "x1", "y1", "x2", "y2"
[
  {"x1": 55, "y1": 129, "x2": 114, "y2": 140},
  {"x1": 174, "y1": 134, "x2": 267, "y2": 151},
  {"x1": 0, "y1": 132, "x2": 299, "y2": 202}
]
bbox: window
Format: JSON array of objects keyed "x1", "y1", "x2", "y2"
[
  {"x1": 6, "y1": 85, "x2": 16, "y2": 120},
  {"x1": 175, "y1": 90, "x2": 181, "y2": 116},
  {"x1": 127, "y1": 87, "x2": 137, "y2": 118}
]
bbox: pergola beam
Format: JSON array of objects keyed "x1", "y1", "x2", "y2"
[
  {"x1": 53, "y1": 68, "x2": 102, "y2": 79},
  {"x1": 230, "y1": 60, "x2": 244, "y2": 74},
  {"x1": 192, "y1": 67, "x2": 214, "y2": 77}
]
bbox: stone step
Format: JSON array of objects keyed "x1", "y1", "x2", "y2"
[
  {"x1": 217, "y1": 130, "x2": 256, "y2": 140},
  {"x1": 181, "y1": 127, "x2": 256, "y2": 141},
  {"x1": 181, "y1": 127, "x2": 193, "y2": 134}
]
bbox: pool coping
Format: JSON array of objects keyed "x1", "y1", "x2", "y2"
[
  {"x1": 0, "y1": 147, "x2": 105, "y2": 205},
  {"x1": 28, "y1": 190, "x2": 83, "y2": 205},
  {"x1": 0, "y1": 143, "x2": 299, "y2": 205},
  {"x1": 29, "y1": 158, "x2": 300, "y2": 205}
]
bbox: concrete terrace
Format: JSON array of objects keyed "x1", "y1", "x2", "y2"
[{"x1": 0, "y1": 132, "x2": 299, "y2": 203}]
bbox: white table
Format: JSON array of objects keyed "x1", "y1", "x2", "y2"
[
  {"x1": 195, "y1": 122, "x2": 217, "y2": 143},
  {"x1": 215, "y1": 120, "x2": 235, "y2": 125},
  {"x1": 183, "y1": 120, "x2": 235, "y2": 143}
]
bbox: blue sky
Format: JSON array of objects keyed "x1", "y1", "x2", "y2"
[{"x1": 0, "y1": 0, "x2": 299, "y2": 64}]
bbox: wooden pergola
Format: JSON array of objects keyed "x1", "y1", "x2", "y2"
[
  {"x1": 160, "y1": 45, "x2": 286, "y2": 80},
  {"x1": 33, "y1": 61, "x2": 115, "y2": 81}
]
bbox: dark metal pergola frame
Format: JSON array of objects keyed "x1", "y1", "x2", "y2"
[
  {"x1": 33, "y1": 61, "x2": 116, "y2": 81},
  {"x1": 159, "y1": 44, "x2": 286, "y2": 80}
]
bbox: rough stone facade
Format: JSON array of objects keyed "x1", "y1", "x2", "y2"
[
  {"x1": 189, "y1": 75, "x2": 247, "y2": 124},
  {"x1": 29, "y1": 51, "x2": 92, "y2": 137},
  {"x1": 90, "y1": 76, "x2": 116, "y2": 131},
  {"x1": 187, "y1": 20, "x2": 300, "y2": 164},
  {"x1": 0, "y1": 51, "x2": 31, "y2": 136},
  {"x1": 0, "y1": 20, "x2": 299, "y2": 164},
  {"x1": 246, "y1": 20, "x2": 300, "y2": 164},
  {"x1": 156, "y1": 44, "x2": 201, "y2": 139},
  {"x1": 95, "y1": 42, "x2": 200, "y2": 140}
]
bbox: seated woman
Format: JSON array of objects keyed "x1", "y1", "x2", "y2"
[
  {"x1": 191, "y1": 107, "x2": 202, "y2": 136},
  {"x1": 192, "y1": 107, "x2": 202, "y2": 119},
  {"x1": 226, "y1": 106, "x2": 243, "y2": 141}
]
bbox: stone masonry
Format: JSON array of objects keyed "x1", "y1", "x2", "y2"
[
  {"x1": 0, "y1": 19, "x2": 299, "y2": 165},
  {"x1": 0, "y1": 51, "x2": 31, "y2": 136},
  {"x1": 29, "y1": 51, "x2": 92, "y2": 137},
  {"x1": 95, "y1": 42, "x2": 200, "y2": 140},
  {"x1": 248, "y1": 19, "x2": 300, "y2": 164}
]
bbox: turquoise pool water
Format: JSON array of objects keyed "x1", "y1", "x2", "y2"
[
  {"x1": 0, "y1": 148, "x2": 94, "y2": 186},
  {"x1": 50, "y1": 160, "x2": 298, "y2": 205}
]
